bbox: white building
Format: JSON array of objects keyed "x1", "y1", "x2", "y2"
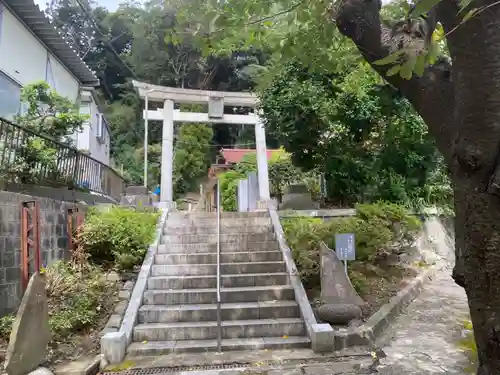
[
  {"x1": 0, "y1": 0, "x2": 112, "y2": 167},
  {"x1": 78, "y1": 88, "x2": 111, "y2": 166}
]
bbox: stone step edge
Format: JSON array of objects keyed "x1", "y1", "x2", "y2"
[
  {"x1": 134, "y1": 317, "x2": 304, "y2": 330},
  {"x1": 156, "y1": 250, "x2": 282, "y2": 257},
  {"x1": 159, "y1": 241, "x2": 278, "y2": 246},
  {"x1": 139, "y1": 300, "x2": 298, "y2": 312},
  {"x1": 127, "y1": 336, "x2": 310, "y2": 355},
  {"x1": 153, "y1": 261, "x2": 285, "y2": 267},
  {"x1": 147, "y1": 272, "x2": 288, "y2": 281},
  {"x1": 164, "y1": 224, "x2": 272, "y2": 229},
  {"x1": 143, "y1": 284, "x2": 293, "y2": 294}
]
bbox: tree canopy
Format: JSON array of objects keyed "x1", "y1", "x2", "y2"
[{"x1": 42, "y1": 0, "x2": 500, "y2": 372}]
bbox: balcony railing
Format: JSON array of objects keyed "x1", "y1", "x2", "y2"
[{"x1": 0, "y1": 117, "x2": 124, "y2": 201}]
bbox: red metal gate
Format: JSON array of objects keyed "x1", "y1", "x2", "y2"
[
  {"x1": 20, "y1": 201, "x2": 41, "y2": 291},
  {"x1": 67, "y1": 207, "x2": 85, "y2": 252}
]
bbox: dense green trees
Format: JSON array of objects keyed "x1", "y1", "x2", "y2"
[
  {"x1": 118, "y1": 0, "x2": 500, "y2": 371},
  {"x1": 44, "y1": 0, "x2": 451, "y2": 208},
  {"x1": 260, "y1": 60, "x2": 451, "y2": 207},
  {"x1": 44, "y1": 0, "x2": 269, "y2": 190}
]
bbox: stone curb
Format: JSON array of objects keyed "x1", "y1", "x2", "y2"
[
  {"x1": 99, "y1": 279, "x2": 136, "y2": 337},
  {"x1": 53, "y1": 355, "x2": 101, "y2": 375},
  {"x1": 269, "y1": 209, "x2": 334, "y2": 352},
  {"x1": 332, "y1": 262, "x2": 442, "y2": 350},
  {"x1": 100, "y1": 209, "x2": 169, "y2": 364}
]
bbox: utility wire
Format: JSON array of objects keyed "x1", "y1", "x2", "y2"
[{"x1": 72, "y1": 0, "x2": 139, "y2": 79}]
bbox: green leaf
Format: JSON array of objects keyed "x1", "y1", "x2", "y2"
[
  {"x1": 386, "y1": 64, "x2": 401, "y2": 77},
  {"x1": 400, "y1": 54, "x2": 417, "y2": 80},
  {"x1": 458, "y1": 0, "x2": 474, "y2": 12},
  {"x1": 414, "y1": 54, "x2": 426, "y2": 77},
  {"x1": 373, "y1": 50, "x2": 404, "y2": 66},
  {"x1": 427, "y1": 40, "x2": 439, "y2": 65},
  {"x1": 462, "y1": 8, "x2": 478, "y2": 22},
  {"x1": 409, "y1": 0, "x2": 441, "y2": 18}
]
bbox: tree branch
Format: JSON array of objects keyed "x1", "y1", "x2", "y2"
[{"x1": 332, "y1": 0, "x2": 455, "y2": 164}]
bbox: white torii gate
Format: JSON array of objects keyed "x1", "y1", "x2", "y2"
[{"x1": 132, "y1": 80, "x2": 271, "y2": 210}]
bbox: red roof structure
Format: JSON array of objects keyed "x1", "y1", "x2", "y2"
[{"x1": 220, "y1": 148, "x2": 281, "y2": 164}]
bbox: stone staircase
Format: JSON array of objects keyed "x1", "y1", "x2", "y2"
[{"x1": 127, "y1": 211, "x2": 310, "y2": 356}]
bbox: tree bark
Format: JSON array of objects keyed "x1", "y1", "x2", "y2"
[{"x1": 333, "y1": 0, "x2": 500, "y2": 373}]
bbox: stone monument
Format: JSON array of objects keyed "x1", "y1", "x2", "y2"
[
  {"x1": 316, "y1": 242, "x2": 365, "y2": 325},
  {"x1": 120, "y1": 185, "x2": 152, "y2": 207},
  {"x1": 279, "y1": 184, "x2": 319, "y2": 210},
  {"x1": 4, "y1": 273, "x2": 51, "y2": 375}
]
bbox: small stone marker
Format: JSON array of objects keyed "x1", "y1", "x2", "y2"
[
  {"x1": 318, "y1": 244, "x2": 366, "y2": 325},
  {"x1": 320, "y1": 242, "x2": 365, "y2": 307},
  {"x1": 4, "y1": 273, "x2": 51, "y2": 375}
]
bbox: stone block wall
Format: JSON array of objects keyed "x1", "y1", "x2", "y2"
[{"x1": 0, "y1": 191, "x2": 87, "y2": 316}]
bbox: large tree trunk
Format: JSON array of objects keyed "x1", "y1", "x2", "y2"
[{"x1": 332, "y1": 0, "x2": 500, "y2": 373}]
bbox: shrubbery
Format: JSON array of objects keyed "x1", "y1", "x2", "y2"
[
  {"x1": 43, "y1": 262, "x2": 118, "y2": 338},
  {"x1": 0, "y1": 262, "x2": 118, "y2": 344},
  {"x1": 76, "y1": 206, "x2": 159, "y2": 271},
  {"x1": 218, "y1": 149, "x2": 321, "y2": 211},
  {"x1": 282, "y1": 202, "x2": 421, "y2": 290}
]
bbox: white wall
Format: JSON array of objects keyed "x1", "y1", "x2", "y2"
[
  {"x1": 79, "y1": 92, "x2": 111, "y2": 167},
  {"x1": 0, "y1": 6, "x2": 46, "y2": 86},
  {"x1": 48, "y1": 54, "x2": 79, "y2": 103},
  {"x1": 0, "y1": 4, "x2": 80, "y2": 103},
  {"x1": 74, "y1": 101, "x2": 91, "y2": 151}
]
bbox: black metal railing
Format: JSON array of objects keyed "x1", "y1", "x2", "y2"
[{"x1": 0, "y1": 118, "x2": 124, "y2": 200}]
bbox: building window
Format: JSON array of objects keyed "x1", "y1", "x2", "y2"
[{"x1": 0, "y1": 72, "x2": 21, "y2": 120}]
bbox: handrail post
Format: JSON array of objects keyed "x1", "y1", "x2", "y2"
[{"x1": 216, "y1": 179, "x2": 222, "y2": 352}]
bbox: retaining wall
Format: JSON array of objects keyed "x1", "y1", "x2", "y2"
[{"x1": 0, "y1": 191, "x2": 87, "y2": 316}]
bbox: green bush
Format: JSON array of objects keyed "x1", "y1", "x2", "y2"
[
  {"x1": 281, "y1": 217, "x2": 324, "y2": 287},
  {"x1": 218, "y1": 170, "x2": 245, "y2": 211},
  {"x1": 0, "y1": 314, "x2": 14, "y2": 341},
  {"x1": 77, "y1": 206, "x2": 159, "y2": 271},
  {"x1": 218, "y1": 149, "x2": 321, "y2": 211},
  {"x1": 43, "y1": 262, "x2": 118, "y2": 338},
  {"x1": 282, "y1": 203, "x2": 422, "y2": 289},
  {"x1": 0, "y1": 261, "x2": 118, "y2": 342}
]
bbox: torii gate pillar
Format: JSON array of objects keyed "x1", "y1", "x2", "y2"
[{"x1": 161, "y1": 99, "x2": 174, "y2": 204}]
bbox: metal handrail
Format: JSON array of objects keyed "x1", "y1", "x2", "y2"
[
  {"x1": 216, "y1": 179, "x2": 222, "y2": 352},
  {"x1": 0, "y1": 117, "x2": 124, "y2": 200}
]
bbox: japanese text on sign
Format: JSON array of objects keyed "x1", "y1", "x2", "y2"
[{"x1": 335, "y1": 233, "x2": 356, "y2": 261}]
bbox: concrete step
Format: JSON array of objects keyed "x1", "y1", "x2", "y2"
[
  {"x1": 143, "y1": 285, "x2": 295, "y2": 305},
  {"x1": 147, "y1": 272, "x2": 289, "y2": 289},
  {"x1": 133, "y1": 318, "x2": 306, "y2": 341},
  {"x1": 161, "y1": 233, "x2": 275, "y2": 245},
  {"x1": 164, "y1": 225, "x2": 273, "y2": 235},
  {"x1": 127, "y1": 336, "x2": 311, "y2": 356},
  {"x1": 138, "y1": 300, "x2": 300, "y2": 323},
  {"x1": 222, "y1": 261, "x2": 286, "y2": 274},
  {"x1": 168, "y1": 212, "x2": 269, "y2": 220},
  {"x1": 158, "y1": 241, "x2": 279, "y2": 254},
  {"x1": 154, "y1": 251, "x2": 283, "y2": 265},
  {"x1": 151, "y1": 261, "x2": 286, "y2": 276},
  {"x1": 165, "y1": 217, "x2": 271, "y2": 227}
]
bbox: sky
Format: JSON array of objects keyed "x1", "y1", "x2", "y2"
[
  {"x1": 34, "y1": 0, "x2": 123, "y2": 12},
  {"x1": 35, "y1": 0, "x2": 393, "y2": 14}
]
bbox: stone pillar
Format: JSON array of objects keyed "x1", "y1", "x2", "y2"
[
  {"x1": 161, "y1": 99, "x2": 174, "y2": 204},
  {"x1": 254, "y1": 115, "x2": 271, "y2": 205}
]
